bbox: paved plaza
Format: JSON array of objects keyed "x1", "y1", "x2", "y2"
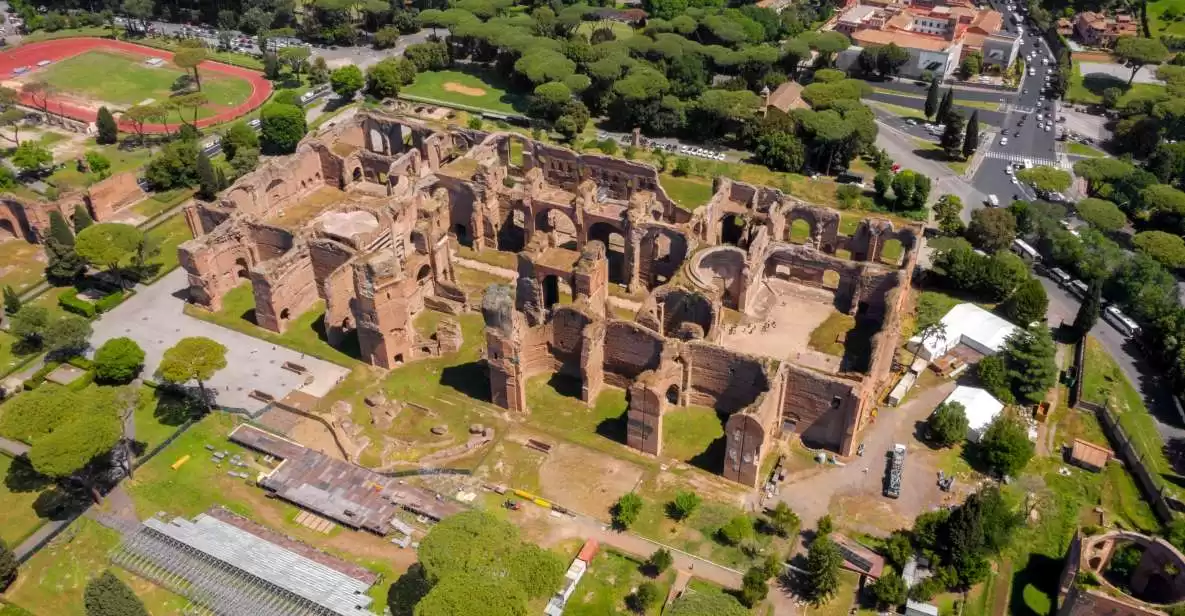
[{"x1": 89, "y1": 269, "x2": 351, "y2": 413}]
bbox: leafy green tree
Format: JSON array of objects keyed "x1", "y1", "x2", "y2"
[
  {"x1": 75, "y1": 223, "x2": 143, "y2": 283},
  {"x1": 414, "y1": 573, "x2": 527, "y2": 616},
  {"x1": 260, "y1": 103, "x2": 307, "y2": 155},
  {"x1": 979, "y1": 250, "x2": 1028, "y2": 302},
  {"x1": 767, "y1": 501, "x2": 800, "y2": 537},
  {"x1": 174, "y1": 46, "x2": 208, "y2": 91},
  {"x1": 11, "y1": 141, "x2": 52, "y2": 174},
  {"x1": 1016, "y1": 166, "x2": 1072, "y2": 194},
  {"x1": 870, "y1": 569, "x2": 908, "y2": 607},
  {"x1": 1002, "y1": 278, "x2": 1049, "y2": 326},
  {"x1": 612, "y1": 492, "x2": 644, "y2": 529},
  {"x1": 2, "y1": 285, "x2": 19, "y2": 315},
  {"x1": 934, "y1": 194, "x2": 965, "y2": 235},
  {"x1": 967, "y1": 208, "x2": 1016, "y2": 253},
  {"x1": 144, "y1": 139, "x2": 200, "y2": 189},
  {"x1": 805, "y1": 535, "x2": 842, "y2": 604},
  {"x1": 0, "y1": 539, "x2": 15, "y2": 592},
  {"x1": 817, "y1": 514, "x2": 834, "y2": 535},
  {"x1": 278, "y1": 46, "x2": 311, "y2": 76},
  {"x1": 647, "y1": 547, "x2": 674, "y2": 575},
  {"x1": 1134, "y1": 231, "x2": 1185, "y2": 269},
  {"x1": 308, "y1": 56, "x2": 330, "y2": 85},
  {"x1": 959, "y1": 51, "x2": 983, "y2": 79},
  {"x1": 367, "y1": 58, "x2": 417, "y2": 99},
  {"x1": 1003, "y1": 326, "x2": 1058, "y2": 404},
  {"x1": 879, "y1": 43, "x2": 910, "y2": 76},
  {"x1": 719, "y1": 515, "x2": 755, "y2": 545},
  {"x1": 754, "y1": 131, "x2": 805, "y2": 172},
  {"x1": 979, "y1": 416, "x2": 1035, "y2": 477},
  {"x1": 44, "y1": 314, "x2": 92, "y2": 357},
  {"x1": 330, "y1": 65, "x2": 365, "y2": 99},
  {"x1": 963, "y1": 110, "x2": 979, "y2": 158},
  {"x1": 48, "y1": 210, "x2": 74, "y2": 246},
  {"x1": 629, "y1": 581, "x2": 661, "y2": 613},
  {"x1": 1076, "y1": 198, "x2": 1127, "y2": 232},
  {"x1": 30, "y1": 410, "x2": 120, "y2": 479},
  {"x1": 645, "y1": 0, "x2": 689, "y2": 20},
  {"x1": 94, "y1": 337, "x2": 145, "y2": 384},
  {"x1": 669, "y1": 491, "x2": 701, "y2": 521},
  {"x1": 740, "y1": 565, "x2": 770, "y2": 607},
  {"x1": 977, "y1": 354, "x2": 1013, "y2": 403},
  {"x1": 1115, "y1": 37, "x2": 1170, "y2": 85},
  {"x1": 85, "y1": 570, "x2": 149, "y2": 616},
  {"x1": 404, "y1": 41, "x2": 451, "y2": 72},
  {"x1": 882, "y1": 530, "x2": 914, "y2": 569},
  {"x1": 158, "y1": 336, "x2": 228, "y2": 410},
  {"x1": 96, "y1": 106, "x2": 118, "y2": 145},
  {"x1": 924, "y1": 76, "x2": 940, "y2": 120},
  {"x1": 197, "y1": 151, "x2": 220, "y2": 200},
  {"x1": 222, "y1": 122, "x2": 260, "y2": 162},
  {"x1": 122, "y1": 104, "x2": 166, "y2": 145},
  {"x1": 666, "y1": 590, "x2": 749, "y2": 616},
  {"x1": 928, "y1": 401, "x2": 969, "y2": 447},
  {"x1": 1073, "y1": 281, "x2": 1102, "y2": 338},
  {"x1": 84, "y1": 152, "x2": 111, "y2": 181}
]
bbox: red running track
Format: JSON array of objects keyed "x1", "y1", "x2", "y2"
[{"x1": 0, "y1": 37, "x2": 272, "y2": 133}]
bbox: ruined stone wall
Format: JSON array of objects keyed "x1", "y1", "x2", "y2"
[
  {"x1": 602, "y1": 320, "x2": 665, "y2": 388},
  {"x1": 178, "y1": 220, "x2": 257, "y2": 312},
  {"x1": 248, "y1": 222, "x2": 296, "y2": 262},
  {"x1": 781, "y1": 365, "x2": 862, "y2": 453},
  {"x1": 550, "y1": 305, "x2": 593, "y2": 376},
  {"x1": 85, "y1": 172, "x2": 145, "y2": 221},
  {"x1": 684, "y1": 341, "x2": 769, "y2": 414},
  {"x1": 0, "y1": 198, "x2": 37, "y2": 242},
  {"x1": 218, "y1": 146, "x2": 330, "y2": 219},
  {"x1": 251, "y1": 243, "x2": 319, "y2": 333}
]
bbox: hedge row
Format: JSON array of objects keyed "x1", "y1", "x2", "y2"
[{"x1": 57, "y1": 288, "x2": 133, "y2": 318}]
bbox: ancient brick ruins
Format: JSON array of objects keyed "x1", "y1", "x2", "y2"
[
  {"x1": 179, "y1": 109, "x2": 920, "y2": 487},
  {"x1": 1059, "y1": 530, "x2": 1185, "y2": 616},
  {"x1": 0, "y1": 171, "x2": 145, "y2": 242}
]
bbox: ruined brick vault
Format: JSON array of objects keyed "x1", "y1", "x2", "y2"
[
  {"x1": 0, "y1": 172, "x2": 146, "y2": 243},
  {"x1": 179, "y1": 109, "x2": 920, "y2": 487}
]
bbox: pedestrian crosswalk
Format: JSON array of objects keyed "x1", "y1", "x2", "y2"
[
  {"x1": 980, "y1": 150, "x2": 1071, "y2": 169},
  {"x1": 1009, "y1": 105, "x2": 1037, "y2": 114}
]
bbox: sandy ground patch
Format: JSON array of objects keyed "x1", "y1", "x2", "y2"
[
  {"x1": 442, "y1": 81, "x2": 487, "y2": 97},
  {"x1": 720, "y1": 280, "x2": 839, "y2": 372},
  {"x1": 539, "y1": 442, "x2": 646, "y2": 516}
]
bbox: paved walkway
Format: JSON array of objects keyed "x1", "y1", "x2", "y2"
[
  {"x1": 0, "y1": 435, "x2": 29, "y2": 456},
  {"x1": 89, "y1": 269, "x2": 350, "y2": 413}
]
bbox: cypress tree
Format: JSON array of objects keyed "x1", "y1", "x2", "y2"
[
  {"x1": 2, "y1": 285, "x2": 20, "y2": 315},
  {"x1": 73, "y1": 204, "x2": 94, "y2": 233},
  {"x1": 1073, "y1": 281, "x2": 1102, "y2": 339},
  {"x1": 924, "y1": 76, "x2": 941, "y2": 120},
  {"x1": 937, "y1": 88, "x2": 954, "y2": 124},
  {"x1": 95, "y1": 106, "x2": 118, "y2": 145},
  {"x1": 48, "y1": 209, "x2": 74, "y2": 246},
  {"x1": 197, "y1": 152, "x2": 218, "y2": 200},
  {"x1": 963, "y1": 110, "x2": 980, "y2": 158},
  {"x1": 0, "y1": 539, "x2": 15, "y2": 591},
  {"x1": 44, "y1": 239, "x2": 86, "y2": 283},
  {"x1": 84, "y1": 570, "x2": 149, "y2": 616}
]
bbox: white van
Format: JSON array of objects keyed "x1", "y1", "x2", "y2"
[{"x1": 987, "y1": 194, "x2": 1000, "y2": 207}]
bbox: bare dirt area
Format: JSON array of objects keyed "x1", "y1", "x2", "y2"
[
  {"x1": 774, "y1": 380, "x2": 979, "y2": 536},
  {"x1": 720, "y1": 280, "x2": 839, "y2": 372},
  {"x1": 442, "y1": 82, "x2": 486, "y2": 96},
  {"x1": 538, "y1": 442, "x2": 646, "y2": 516}
]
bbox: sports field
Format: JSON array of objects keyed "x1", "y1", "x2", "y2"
[
  {"x1": 27, "y1": 49, "x2": 252, "y2": 119},
  {"x1": 402, "y1": 69, "x2": 525, "y2": 114},
  {"x1": 0, "y1": 38, "x2": 271, "y2": 131}
]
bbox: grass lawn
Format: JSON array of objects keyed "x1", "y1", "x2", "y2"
[
  {"x1": 34, "y1": 50, "x2": 253, "y2": 118},
  {"x1": 47, "y1": 140, "x2": 155, "y2": 191},
  {"x1": 564, "y1": 549, "x2": 673, "y2": 616},
  {"x1": 1, "y1": 517, "x2": 187, "y2": 615},
  {"x1": 132, "y1": 385, "x2": 202, "y2": 454},
  {"x1": 141, "y1": 213, "x2": 194, "y2": 280},
  {"x1": 574, "y1": 21, "x2": 636, "y2": 40},
  {"x1": 1066, "y1": 142, "x2": 1106, "y2": 158},
  {"x1": 1149, "y1": 0, "x2": 1185, "y2": 36},
  {"x1": 0, "y1": 453, "x2": 49, "y2": 547},
  {"x1": 1067, "y1": 61, "x2": 1167, "y2": 106},
  {"x1": 133, "y1": 187, "x2": 194, "y2": 219},
  {"x1": 1080, "y1": 336, "x2": 1182, "y2": 496},
  {"x1": 661, "y1": 405, "x2": 725, "y2": 464},
  {"x1": 0, "y1": 330, "x2": 39, "y2": 378},
  {"x1": 809, "y1": 312, "x2": 857, "y2": 357},
  {"x1": 19, "y1": 26, "x2": 111, "y2": 43},
  {"x1": 0, "y1": 240, "x2": 46, "y2": 294},
  {"x1": 183, "y1": 282, "x2": 361, "y2": 367},
  {"x1": 402, "y1": 69, "x2": 526, "y2": 114},
  {"x1": 659, "y1": 173, "x2": 715, "y2": 211}
]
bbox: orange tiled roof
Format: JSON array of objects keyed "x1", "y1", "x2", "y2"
[{"x1": 851, "y1": 28, "x2": 953, "y2": 51}]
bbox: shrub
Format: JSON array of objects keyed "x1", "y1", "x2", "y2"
[
  {"x1": 95, "y1": 289, "x2": 131, "y2": 313},
  {"x1": 718, "y1": 515, "x2": 755, "y2": 545},
  {"x1": 57, "y1": 288, "x2": 97, "y2": 318}
]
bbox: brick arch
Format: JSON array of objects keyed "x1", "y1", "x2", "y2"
[
  {"x1": 638, "y1": 226, "x2": 689, "y2": 288},
  {"x1": 0, "y1": 200, "x2": 33, "y2": 243},
  {"x1": 532, "y1": 204, "x2": 580, "y2": 250}
]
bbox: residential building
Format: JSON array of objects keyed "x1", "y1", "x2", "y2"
[
  {"x1": 1074, "y1": 11, "x2": 1138, "y2": 47},
  {"x1": 763, "y1": 80, "x2": 809, "y2": 114}
]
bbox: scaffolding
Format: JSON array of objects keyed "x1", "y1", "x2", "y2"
[{"x1": 111, "y1": 520, "x2": 378, "y2": 616}]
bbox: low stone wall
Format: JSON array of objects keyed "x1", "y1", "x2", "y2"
[{"x1": 1093, "y1": 404, "x2": 1176, "y2": 523}]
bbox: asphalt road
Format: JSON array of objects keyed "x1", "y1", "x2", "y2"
[
  {"x1": 1039, "y1": 275, "x2": 1185, "y2": 454},
  {"x1": 869, "y1": 79, "x2": 1016, "y2": 104},
  {"x1": 864, "y1": 90, "x2": 1007, "y2": 126},
  {"x1": 969, "y1": 31, "x2": 1062, "y2": 211}
]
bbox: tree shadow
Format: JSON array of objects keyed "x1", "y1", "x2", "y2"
[
  {"x1": 687, "y1": 426, "x2": 728, "y2": 475},
  {"x1": 912, "y1": 147, "x2": 961, "y2": 164},
  {"x1": 4, "y1": 454, "x2": 51, "y2": 493},
  {"x1": 440, "y1": 361, "x2": 491, "y2": 403},
  {"x1": 386, "y1": 563, "x2": 431, "y2": 616},
  {"x1": 32, "y1": 485, "x2": 88, "y2": 521},
  {"x1": 152, "y1": 389, "x2": 204, "y2": 426},
  {"x1": 1081, "y1": 73, "x2": 1129, "y2": 97},
  {"x1": 1008, "y1": 553, "x2": 1061, "y2": 616}
]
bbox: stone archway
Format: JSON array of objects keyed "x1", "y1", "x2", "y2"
[
  {"x1": 541, "y1": 274, "x2": 561, "y2": 309},
  {"x1": 589, "y1": 222, "x2": 627, "y2": 285},
  {"x1": 234, "y1": 257, "x2": 250, "y2": 279},
  {"x1": 535, "y1": 207, "x2": 578, "y2": 250},
  {"x1": 416, "y1": 264, "x2": 432, "y2": 285},
  {"x1": 721, "y1": 213, "x2": 746, "y2": 247},
  {"x1": 0, "y1": 218, "x2": 16, "y2": 241},
  {"x1": 498, "y1": 209, "x2": 528, "y2": 252}
]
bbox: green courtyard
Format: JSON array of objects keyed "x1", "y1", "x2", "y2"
[
  {"x1": 31, "y1": 50, "x2": 253, "y2": 118},
  {"x1": 401, "y1": 68, "x2": 526, "y2": 114}
]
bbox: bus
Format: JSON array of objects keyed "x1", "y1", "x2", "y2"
[
  {"x1": 1011, "y1": 238, "x2": 1039, "y2": 261},
  {"x1": 1104, "y1": 306, "x2": 1140, "y2": 337}
]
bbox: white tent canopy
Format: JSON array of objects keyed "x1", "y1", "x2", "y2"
[
  {"x1": 939, "y1": 385, "x2": 1004, "y2": 442},
  {"x1": 908, "y1": 303, "x2": 1020, "y2": 361}
]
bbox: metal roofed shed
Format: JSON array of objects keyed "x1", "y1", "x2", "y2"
[
  {"x1": 907, "y1": 599, "x2": 941, "y2": 616},
  {"x1": 938, "y1": 386, "x2": 1004, "y2": 442},
  {"x1": 908, "y1": 303, "x2": 1020, "y2": 361},
  {"x1": 831, "y1": 533, "x2": 885, "y2": 579},
  {"x1": 1068, "y1": 439, "x2": 1113, "y2": 472},
  {"x1": 114, "y1": 512, "x2": 379, "y2": 616}
]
